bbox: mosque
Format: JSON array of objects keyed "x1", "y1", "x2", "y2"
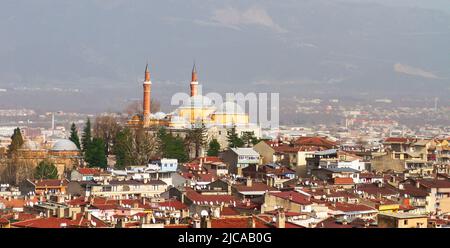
[
  {"x1": 127, "y1": 64, "x2": 261, "y2": 149},
  {"x1": 14, "y1": 139, "x2": 81, "y2": 179}
]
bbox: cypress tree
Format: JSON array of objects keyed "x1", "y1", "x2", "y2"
[
  {"x1": 69, "y1": 123, "x2": 81, "y2": 150},
  {"x1": 81, "y1": 118, "x2": 92, "y2": 154},
  {"x1": 34, "y1": 160, "x2": 58, "y2": 179},
  {"x1": 8, "y1": 127, "x2": 24, "y2": 157},
  {"x1": 85, "y1": 137, "x2": 107, "y2": 168},
  {"x1": 207, "y1": 139, "x2": 221, "y2": 156}
]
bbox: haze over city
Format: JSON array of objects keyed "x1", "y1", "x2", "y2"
[{"x1": 0, "y1": 0, "x2": 449, "y2": 116}]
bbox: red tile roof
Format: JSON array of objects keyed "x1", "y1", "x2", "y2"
[
  {"x1": 330, "y1": 202, "x2": 376, "y2": 212},
  {"x1": 1, "y1": 212, "x2": 38, "y2": 221},
  {"x1": 185, "y1": 187, "x2": 238, "y2": 205},
  {"x1": 211, "y1": 217, "x2": 271, "y2": 228},
  {"x1": 11, "y1": 213, "x2": 109, "y2": 228},
  {"x1": 0, "y1": 217, "x2": 9, "y2": 225},
  {"x1": 285, "y1": 222, "x2": 306, "y2": 228},
  {"x1": 221, "y1": 207, "x2": 240, "y2": 216},
  {"x1": 384, "y1": 137, "x2": 415, "y2": 143},
  {"x1": 269, "y1": 191, "x2": 312, "y2": 205},
  {"x1": 0, "y1": 197, "x2": 40, "y2": 208},
  {"x1": 157, "y1": 200, "x2": 188, "y2": 210},
  {"x1": 33, "y1": 179, "x2": 69, "y2": 187},
  {"x1": 233, "y1": 182, "x2": 278, "y2": 193},
  {"x1": 295, "y1": 137, "x2": 337, "y2": 149},
  {"x1": 357, "y1": 183, "x2": 398, "y2": 196},
  {"x1": 418, "y1": 179, "x2": 450, "y2": 189},
  {"x1": 164, "y1": 224, "x2": 190, "y2": 228},
  {"x1": 77, "y1": 168, "x2": 102, "y2": 175},
  {"x1": 333, "y1": 177, "x2": 355, "y2": 185},
  {"x1": 399, "y1": 184, "x2": 429, "y2": 197}
]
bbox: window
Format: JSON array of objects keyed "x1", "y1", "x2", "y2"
[{"x1": 404, "y1": 220, "x2": 408, "y2": 225}]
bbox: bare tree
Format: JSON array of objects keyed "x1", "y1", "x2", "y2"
[
  {"x1": 1, "y1": 158, "x2": 35, "y2": 185},
  {"x1": 123, "y1": 99, "x2": 161, "y2": 116},
  {"x1": 114, "y1": 127, "x2": 159, "y2": 167},
  {"x1": 133, "y1": 127, "x2": 159, "y2": 165},
  {"x1": 93, "y1": 115, "x2": 121, "y2": 154}
]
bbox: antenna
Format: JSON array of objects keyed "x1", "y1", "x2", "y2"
[{"x1": 434, "y1": 97, "x2": 439, "y2": 112}]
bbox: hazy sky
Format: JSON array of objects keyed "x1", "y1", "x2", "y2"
[{"x1": 0, "y1": 0, "x2": 449, "y2": 112}]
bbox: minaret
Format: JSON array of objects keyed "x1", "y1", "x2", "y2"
[
  {"x1": 190, "y1": 63, "x2": 198, "y2": 97},
  {"x1": 143, "y1": 63, "x2": 152, "y2": 123}
]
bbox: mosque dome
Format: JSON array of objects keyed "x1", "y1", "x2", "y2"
[
  {"x1": 170, "y1": 115, "x2": 190, "y2": 127},
  {"x1": 153, "y1": 112, "x2": 167, "y2": 120},
  {"x1": 20, "y1": 140, "x2": 41, "y2": 150},
  {"x1": 51, "y1": 139, "x2": 78, "y2": 151},
  {"x1": 180, "y1": 95, "x2": 214, "y2": 109},
  {"x1": 214, "y1": 101, "x2": 245, "y2": 115}
]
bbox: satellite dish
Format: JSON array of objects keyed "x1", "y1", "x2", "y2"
[{"x1": 200, "y1": 210, "x2": 209, "y2": 216}]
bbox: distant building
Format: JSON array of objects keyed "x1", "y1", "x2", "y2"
[
  {"x1": 378, "y1": 212, "x2": 428, "y2": 228},
  {"x1": 221, "y1": 148, "x2": 261, "y2": 176}
]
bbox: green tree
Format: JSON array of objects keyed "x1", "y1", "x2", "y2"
[
  {"x1": 85, "y1": 137, "x2": 107, "y2": 168},
  {"x1": 207, "y1": 139, "x2": 221, "y2": 156},
  {"x1": 185, "y1": 124, "x2": 207, "y2": 158},
  {"x1": 157, "y1": 127, "x2": 189, "y2": 162},
  {"x1": 34, "y1": 160, "x2": 58, "y2": 179},
  {"x1": 227, "y1": 125, "x2": 244, "y2": 148},
  {"x1": 81, "y1": 118, "x2": 92, "y2": 154},
  {"x1": 113, "y1": 128, "x2": 134, "y2": 169},
  {"x1": 8, "y1": 127, "x2": 24, "y2": 157},
  {"x1": 93, "y1": 115, "x2": 120, "y2": 155},
  {"x1": 241, "y1": 131, "x2": 259, "y2": 147},
  {"x1": 69, "y1": 123, "x2": 81, "y2": 150}
]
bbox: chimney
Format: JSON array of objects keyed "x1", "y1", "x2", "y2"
[
  {"x1": 142, "y1": 197, "x2": 146, "y2": 205},
  {"x1": 398, "y1": 183, "x2": 404, "y2": 190},
  {"x1": 201, "y1": 216, "x2": 211, "y2": 228},
  {"x1": 118, "y1": 218, "x2": 126, "y2": 228},
  {"x1": 415, "y1": 181, "x2": 420, "y2": 189},
  {"x1": 13, "y1": 212, "x2": 19, "y2": 220},
  {"x1": 246, "y1": 177, "x2": 253, "y2": 187},
  {"x1": 72, "y1": 212, "x2": 77, "y2": 220},
  {"x1": 145, "y1": 213, "x2": 152, "y2": 224},
  {"x1": 193, "y1": 218, "x2": 201, "y2": 228},
  {"x1": 57, "y1": 207, "x2": 65, "y2": 218},
  {"x1": 85, "y1": 212, "x2": 92, "y2": 221},
  {"x1": 247, "y1": 216, "x2": 256, "y2": 228},
  {"x1": 325, "y1": 188, "x2": 331, "y2": 195},
  {"x1": 276, "y1": 208, "x2": 285, "y2": 228}
]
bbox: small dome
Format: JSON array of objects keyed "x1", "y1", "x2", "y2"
[
  {"x1": 154, "y1": 112, "x2": 166, "y2": 120},
  {"x1": 21, "y1": 140, "x2": 40, "y2": 150},
  {"x1": 52, "y1": 139, "x2": 78, "y2": 151},
  {"x1": 171, "y1": 115, "x2": 188, "y2": 123},
  {"x1": 180, "y1": 95, "x2": 214, "y2": 109},
  {"x1": 215, "y1": 101, "x2": 245, "y2": 114}
]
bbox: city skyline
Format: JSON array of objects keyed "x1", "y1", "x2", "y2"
[{"x1": 0, "y1": 0, "x2": 449, "y2": 113}]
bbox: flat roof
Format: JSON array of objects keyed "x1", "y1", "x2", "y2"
[
  {"x1": 378, "y1": 212, "x2": 427, "y2": 219},
  {"x1": 324, "y1": 167, "x2": 360, "y2": 173}
]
